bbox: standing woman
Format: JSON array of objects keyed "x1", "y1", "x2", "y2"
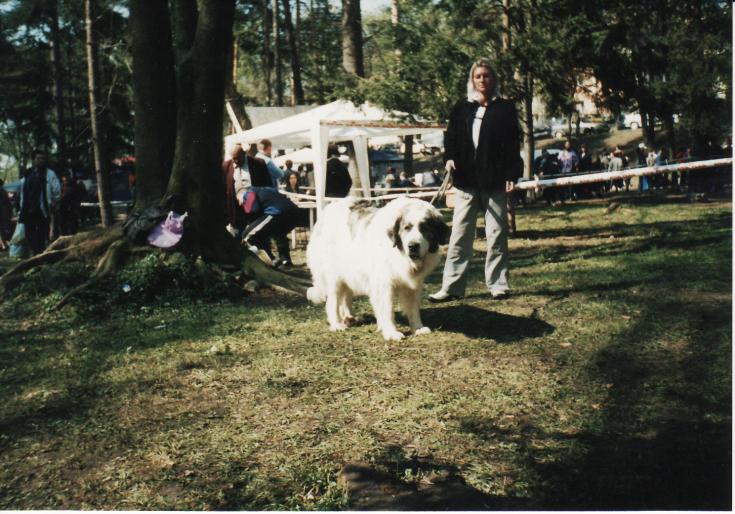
[{"x1": 429, "y1": 59, "x2": 521, "y2": 302}]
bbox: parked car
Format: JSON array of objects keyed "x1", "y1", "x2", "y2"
[{"x1": 551, "y1": 117, "x2": 609, "y2": 139}]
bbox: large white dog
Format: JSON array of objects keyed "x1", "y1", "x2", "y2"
[{"x1": 307, "y1": 197, "x2": 449, "y2": 340}]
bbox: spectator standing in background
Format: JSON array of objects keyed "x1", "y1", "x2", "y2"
[
  {"x1": 256, "y1": 139, "x2": 285, "y2": 189},
  {"x1": 558, "y1": 140, "x2": 579, "y2": 201},
  {"x1": 58, "y1": 172, "x2": 84, "y2": 235},
  {"x1": 325, "y1": 146, "x2": 352, "y2": 197},
  {"x1": 397, "y1": 171, "x2": 416, "y2": 188},
  {"x1": 18, "y1": 150, "x2": 61, "y2": 255}
]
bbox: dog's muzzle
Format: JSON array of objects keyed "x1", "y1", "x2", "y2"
[{"x1": 408, "y1": 242, "x2": 422, "y2": 260}]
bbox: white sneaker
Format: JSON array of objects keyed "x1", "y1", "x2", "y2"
[
  {"x1": 490, "y1": 289, "x2": 509, "y2": 299},
  {"x1": 428, "y1": 290, "x2": 462, "y2": 303}
]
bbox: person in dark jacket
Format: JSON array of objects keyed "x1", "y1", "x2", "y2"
[
  {"x1": 325, "y1": 147, "x2": 352, "y2": 197},
  {"x1": 58, "y1": 172, "x2": 85, "y2": 235},
  {"x1": 429, "y1": 58, "x2": 521, "y2": 303},
  {"x1": 19, "y1": 150, "x2": 61, "y2": 255}
]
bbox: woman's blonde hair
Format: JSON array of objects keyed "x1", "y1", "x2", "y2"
[{"x1": 466, "y1": 58, "x2": 499, "y2": 102}]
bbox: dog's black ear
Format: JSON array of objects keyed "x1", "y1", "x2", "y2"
[
  {"x1": 421, "y1": 214, "x2": 450, "y2": 252},
  {"x1": 388, "y1": 216, "x2": 403, "y2": 250}
]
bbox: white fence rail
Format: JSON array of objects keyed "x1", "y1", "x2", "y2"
[{"x1": 514, "y1": 157, "x2": 732, "y2": 191}]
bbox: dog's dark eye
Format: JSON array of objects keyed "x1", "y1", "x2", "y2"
[{"x1": 404, "y1": 223, "x2": 413, "y2": 231}]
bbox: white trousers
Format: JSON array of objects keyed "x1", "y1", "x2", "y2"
[{"x1": 440, "y1": 187, "x2": 509, "y2": 296}]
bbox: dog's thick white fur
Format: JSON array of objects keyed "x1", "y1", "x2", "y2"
[{"x1": 307, "y1": 197, "x2": 449, "y2": 341}]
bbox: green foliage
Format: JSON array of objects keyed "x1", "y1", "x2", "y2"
[
  {"x1": 0, "y1": 0, "x2": 133, "y2": 173},
  {"x1": 112, "y1": 253, "x2": 237, "y2": 305},
  {"x1": 583, "y1": 0, "x2": 731, "y2": 146},
  {"x1": 354, "y1": 1, "x2": 493, "y2": 122}
]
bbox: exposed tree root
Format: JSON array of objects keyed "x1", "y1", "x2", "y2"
[
  {"x1": 0, "y1": 250, "x2": 68, "y2": 292},
  {"x1": 1, "y1": 223, "x2": 310, "y2": 305},
  {"x1": 242, "y1": 253, "x2": 311, "y2": 296}
]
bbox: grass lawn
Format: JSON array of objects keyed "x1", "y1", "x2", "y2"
[{"x1": 0, "y1": 193, "x2": 731, "y2": 510}]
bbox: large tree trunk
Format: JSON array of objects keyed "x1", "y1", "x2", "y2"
[
  {"x1": 341, "y1": 0, "x2": 364, "y2": 77},
  {"x1": 164, "y1": 0, "x2": 236, "y2": 262},
  {"x1": 50, "y1": 0, "x2": 68, "y2": 174},
  {"x1": 264, "y1": 1, "x2": 273, "y2": 105},
  {"x1": 129, "y1": 0, "x2": 177, "y2": 210},
  {"x1": 272, "y1": 0, "x2": 284, "y2": 105},
  {"x1": 84, "y1": 0, "x2": 113, "y2": 227},
  {"x1": 282, "y1": 0, "x2": 304, "y2": 105}
]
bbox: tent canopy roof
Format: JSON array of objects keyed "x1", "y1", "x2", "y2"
[{"x1": 225, "y1": 100, "x2": 445, "y2": 149}]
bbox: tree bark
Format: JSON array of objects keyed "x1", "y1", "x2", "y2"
[
  {"x1": 341, "y1": 0, "x2": 364, "y2": 77},
  {"x1": 264, "y1": 1, "x2": 273, "y2": 105},
  {"x1": 129, "y1": 0, "x2": 177, "y2": 210},
  {"x1": 502, "y1": 0, "x2": 511, "y2": 53},
  {"x1": 164, "y1": 0, "x2": 237, "y2": 262},
  {"x1": 272, "y1": 0, "x2": 284, "y2": 105},
  {"x1": 282, "y1": 0, "x2": 304, "y2": 105},
  {"x1": 50, "y1": 0, "x2": 68, "y2": 174},
  {"x1": 84, "y1": 0, "x2": 113, "y2": 227}
]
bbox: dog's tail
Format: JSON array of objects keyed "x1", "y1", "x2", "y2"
[{"x1": 306, "y1": 286, "x2": 326, "y2": 304}]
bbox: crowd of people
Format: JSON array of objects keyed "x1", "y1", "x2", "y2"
[
  {"x1": 221, "y1": 139, "x2": 352, "y2": 268},
  {"x1": 530, "y1": 137, "x2": 731, "y2": 205},
  {"x1": 0, "y1": 149, "x2": 87, "y2": 256}
]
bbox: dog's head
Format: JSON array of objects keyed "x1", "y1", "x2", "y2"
[{"x1": 388, "y1": 201, "x2": 449, "y2": 261}]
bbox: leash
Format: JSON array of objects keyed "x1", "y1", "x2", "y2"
[{"x1": 429, "y1": 170, "x2": 453, "y2": 206}]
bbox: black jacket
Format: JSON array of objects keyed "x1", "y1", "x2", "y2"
[
  {"x1": 444, "y1": 98, "x2": 522, "y2": 191},
  {"x1": 325, "y1": 157, "x2": 352, "y2": 197}
]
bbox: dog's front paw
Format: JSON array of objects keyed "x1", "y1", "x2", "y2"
[
  {"x1": 329, "y1": 323, "x2": 347, "y2": 332},
  {"x1": 414, "y1": 326, "x2": 431, "y2": 336},
  {"x1": 343, "y1": 315, "x2": 357, "y2": 327},
  {"x1": 382, "y1": 329, "x2": 405, "y2": 341}
]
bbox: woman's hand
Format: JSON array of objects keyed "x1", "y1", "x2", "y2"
[{"x1": 445, "y1": 160, "x2": 456, "y2": 174}]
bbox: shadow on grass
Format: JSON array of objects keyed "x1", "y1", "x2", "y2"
[
  {"x1": 340, "y1": 445, "x2": 533, "y2": 510},
  {"x1": 456, "y1": 413, "x2": 731, "y2": 510},
  {"x1": 422, "y1": 305, "x2": 554, "y2": 343},
  {"x1": 532, "y1": 293, "x2": 729, "y2": 509},
  {"x1": 0, "y1": 300, "x2": 250, "y2": 441}
]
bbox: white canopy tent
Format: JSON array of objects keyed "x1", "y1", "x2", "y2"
[
  {"x1": 272, "y1": 147, "x2": 315, "y2": 167},
  {"x1": 224, "y1": 100, "x2": 445, "y2": 212}
]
